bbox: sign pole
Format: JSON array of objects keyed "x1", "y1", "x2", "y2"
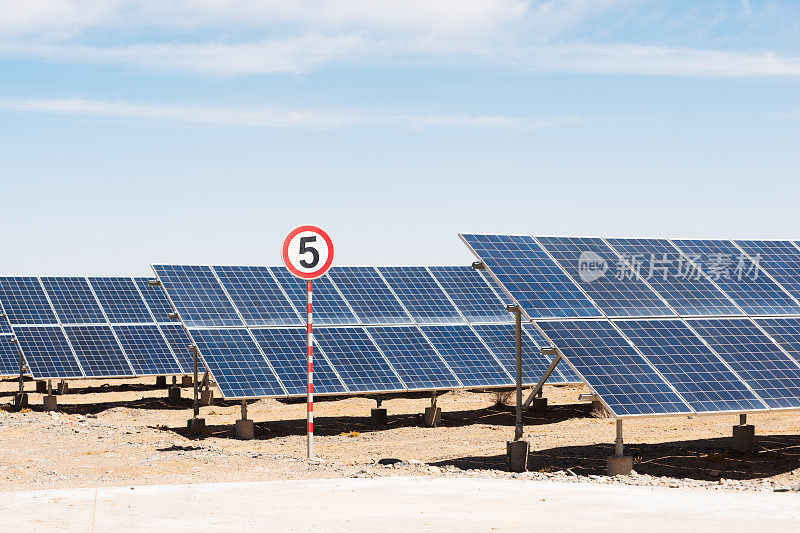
[{"x1": 306, "y1": 279, "x2": 314, "y2": 459}]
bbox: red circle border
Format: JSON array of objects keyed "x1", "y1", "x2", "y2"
[{"x1": 281, "y1": 225, "x2": 334, "y2": 280}]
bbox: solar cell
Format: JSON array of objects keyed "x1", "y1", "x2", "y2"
[
  {"x1": 250, "y1": 327, "x2": 346, "y2": 395},
  {"x1": 524, "y1": 323, "x2": 582, "y2": 383},
  {"x1": 113, "y1": 324, "x2": 183, "y2": 376},
  {"x1": 270, "y1": 268, "x2": 358, "y2": 325},
  {"x1": 63, "y1": 325, "x2": 134, "y2": 377},
  {"x1": 752, "y1": 318, "x2": 800, "y2": 366},
  {"x1": 671, "y1": 239, "x2": 800, "y2": 315},
  {"x1": 14, "y1": 326, "x2": 83, "y2": 378},
  {"x1": 0, "y1": 335, "x2": 20, "y2": 376},
  {"x1": 460, "y1": 234, "x2": 602, "y2": 319},
  {"x1": 188, "y1": 328, "x2": 285, "y2": 399},
  {"x1": 613, "y1": 319, "x2": 765, "y2": 413},
  {"x1": 688, "y1": 318, "x2": 800, "y2": 409},
  {"x1": 89, "y1": 277, "x2": 155, "y2": 324},
  {"x1": 0, "y1": 277, "x2": 59, "y2": 325},
  {"x1": 213, "y1": 266, "x2": 302, "y2": 327},
  {"x1": 480, "y1": 270, "x2": 514, "y2": 305},
  {"x1": 419, "y1": 325, "x2": 512, "y2": 387},
  {"x1": 152, "y1": 265, "x2": 242, "y2": 327},
  {"x1": 536, "y1": 236, "x2": 674, "y2": 318},
  {"x1": 605, "y1": 238, "x2": 742, "y2": 316},
  {"x1": 366, "y1": 326, "x2": 461, "y2": 390},
  {"x1": 134, "y1": 277, "x2": 175, "y2": 323},
  {"x1": 313, "y1": 327, "x2": 405, "y2": 393},
  {"x1": 40, "y1": 277, "x2": 106, "y2": 324},
  {"x1": 378, "y1": 266, "x2": 464, "y2": 324},
  {"x1": 733, "y1": 240, "x2": 800, "y2": 302},
  {"x1": 159, "y1": 323, "x2": 203, "y2": 373},
  {"x1": 327, "y1": 267, "x2": 412, "y2": 324},
  {"x1": 536, "y1": 320, "x2": 692, "y2": 417},
  {"x1": 428, "y1": 266, "x2": 512, "y2": 324}
]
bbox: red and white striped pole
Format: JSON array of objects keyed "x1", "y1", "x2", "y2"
[{"x1": 306, "y1": 279, "x2": 314, "y2": 459}]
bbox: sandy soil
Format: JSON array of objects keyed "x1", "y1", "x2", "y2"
[{"x1": 1, "y1": 377, "x2": 799, "y2": 492}]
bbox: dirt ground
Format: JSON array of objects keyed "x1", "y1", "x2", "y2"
[{"x1": 1, "y1": 377, "x2": 799, "y2": 492}]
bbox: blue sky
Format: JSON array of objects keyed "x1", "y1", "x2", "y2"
[{"x1": 0, "y1": 0, "x2": 798, "y2": 274}]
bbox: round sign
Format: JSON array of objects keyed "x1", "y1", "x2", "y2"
[{"x1": 281, "y1": 225, "x2": 334, "y2": 280}]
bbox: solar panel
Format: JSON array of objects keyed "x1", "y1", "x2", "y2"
[
  {"x1": 89, "y1": 277, "x2": 155, "y2": 324},
  {"x1": 428, "y1": 266, "x2": 512, "y2": 324},
  {"x1": 535, "y1": 236, "x2": 675, "y2": 318},
  {"x1": 327, "y1": 267, "x2": 412, "y2": 324},
  {"x1": 40, "y1": 277, "x2": 106, "y2": 324},
  {"x1": 524, "y1": 324, "x2": 582, "y2": 383},
  {"x1": 113, "y1": 324, "x2": 183, "y2": 376},
  {"x1": 250, "y1": 327, "x2": 347, "y2": 395},
  {"x1": 480, "y1": 270, "x2": 514, "y2": 305},
  {"x1": 613, "y1": 319, "x2": 765, "y2": 413},
  {"x1": 378, "y1": 267, "x2": 465, "y2": 324},
  {"x1": 188, "y1": 328, "x2": 285, "y2": 399},
  {"x1": 212, "y1": 266, "x2": 303, "y2": 327},
  {"x1": 671, "y1": 239, "x2": 800, "y2": 315},
  {"x1": 13, "y1": 326, "x2": 83, "y2": 379},
  {"x1": 151, "y1": 265, "x2": 242, "y2": 327},
  {"x1": 605, "y1": 238, "x2": 742, "y2": 316},
  {"x1": 752, "y1": 318, "x2": 800, "y2": 367},
  {"x1": 419, "y1": 325, "x2": 512, "y2": 387},
  {"x1": 536, "y1": 320, "x2": 692, "y2": 417},
  {"x1": 366, "y1": 326, "x2": 461, "y2": 390},
  {"x1": 0, "y1": 302, "x2": 12, "y2": 335},
  {"x1": 471, "y1": 323, "x2": 567, "y2": 385},
  {"x1": 0, "y1": 277, "x2": 59, "y2": 325},
  {"x1": 159, "y1": 323, "x2": 202, "y2": 373},
  {"x1": 0, "y1": 335, "x2": 20, "y2": 376},
  {"x1": 734, "y1": 240, "x2": 800, "y2": 302},
  {"x1": 688, "y1": 318, "x2": 800, "y2": 409},
  {"x1": 134, "y1": 277, "x2": 175, "y2": 323},
  {"x1": 63, "y1": 325, "x2": 134, "y2": 377},
  {"x1": 313, "y1": 327, "x2": 405, "y2": 393},
  {"x1": 270, "y1": 268, "x2": 358, "y2": 325},
  {"x1": 460, "y1": 234, "x2": 602, "y2": 319}
]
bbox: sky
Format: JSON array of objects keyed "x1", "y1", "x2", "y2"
[{"x1": 0, "y1": 0, "x2": 798, "y2": 274}]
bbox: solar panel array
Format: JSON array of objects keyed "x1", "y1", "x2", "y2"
[
  {"x1": 462, "y1": 234, "x2": 800, "y2": 418},
  {"x1": 154, "y1": 264, "x2": 578, "y2": 400}
]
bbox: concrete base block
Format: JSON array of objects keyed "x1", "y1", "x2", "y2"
[
  {"x1": 14, "y1": 393, "x2": 28, "y2": 409},
  {"x1": 43, "y1": 395, "x2": 57, "y2": 411},
  {"x1": 607, "y1": 455, "x2": 633, "y2": 476},
  {"x1": 57, "y1": 381, "x2": 68, "y2": 395},
  {"x1": 371, "y1": 408, "x2": 388, "y2": 426},
  {"x1": 507, "y1": 440, "x2": 530, "y2": 473},
  {"x1": 236, "y1": 419, "x2": 255, "y2": 440},
  {"x1": 186, "y1": 417, "x2": 206, "y2": 435},
  {"x1": 181, "y1": 376, "x2": 193, "y2": 388},
  {"x1": 733, "y1": 424, "x2": 755, "y2": 453},
  {"x1": 168, "y1": 387, "x2": 181, "y2": 402},
  {"x1": 155, "y1": 376, "x2": 167, "y2": 388},
  {"x1": 423, "y1": 406, "x2": 442, "y2": 427},
  {"x1": 531, "y1": 397, "x2": 548, "y2": 412},
  {"x1": 35, "y1": 381, "x2": 47, "y2": 393},
  {"x1": 200, "y1": 389, "x2": 214, "y2": 406}
]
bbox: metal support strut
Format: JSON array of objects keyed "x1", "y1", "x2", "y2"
[
  {"x1": 192, "y1": 345, "x2": 199, "y2": 419},
  {"x1": 507, "y1": 304, "x2": 524, "y2": 441},
  {"x1": 241, "y1": 399, "x2": 248, "y2": 420},
  {"x1": 523, "y1": 348, "x2": 560, "y2": 408},
  {"x1": 615, "y1": 419, "x2": 624, "y2": 457},
  {"x1": 740, "y1": 413, "x2": 747, "y2": 426}
]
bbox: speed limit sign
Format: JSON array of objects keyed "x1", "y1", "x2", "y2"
[{"x1": 281, "y1": 225, "x2": 334, "y2": 461}]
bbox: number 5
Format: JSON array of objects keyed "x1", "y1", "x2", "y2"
[{"x1": 299, "y1": 236, "x2": 320, "y2": 268}]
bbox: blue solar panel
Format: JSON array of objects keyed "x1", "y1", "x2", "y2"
[
  {"x1": 535, "y1": 236, "x2": 675, "y2": 317},
  {"x1": 213, "y1": 266, "x2": 303, "y2": 327},
  {"x1": 159, "y1": 323, "x2": 202, "y2": 373},
  {"x1": 605, "y1": 238, "x2": 742, "y2": 316},
  {"x1": 0, "y1": 277, "x2": 59, "y2": 325},
  {"x1": 378, "y1": 267, "x2": 464, "y2": 324},
  {"x1": 460, "y1": 234, "x2": 602, "y2": 319},
  {"x1": 0, "y1": 302, "x2": 12, "y2": 334},
  {"x1": 327, "y1": 267, "x2": 412, "y2": 324},
  {"x1": 428, "y1": 266, "x2": 512, "y2": 324},
  {"x1": 471, "y1": 323, "x2": 567, "y2": 385},
  {"x1": 89, "y1": 277, "x2": 155, "y2": 324},
  {"x1": 536, "y1": 320, "x2": 692, "y2": 417},
  {"x1": 14, "y1": 326, "x2": 83, "y2": 379},
  {"x1": 63, "y1": 325, "x2": 134, "y2": 377},
  {"x1": 614, "y1": 319, "x2": 765, "y2": 413},
  {"x1": 0, "y1": 335, "x2": 20, "y2": 376},
  {"x1": 113, "y1": 324, "x2": 183, "y2": 376},
  {"x1": 134, "y1": 277, "x2": 175, "y2": 323},
  {"x1": 250, "y1": 327, "x2": 346, "y2": 395},
  {"x1": 734, "y1": 240, "x2": 800, "y2": 303},
  {"x1": 313, "y1": 327, "x2": 405, "y2": 393},
  {"x1": 40, "y1": 277, "x2": 107, "y2": 324},
  {"x1": 524, "y1": 323, "x2": 582, "y2": 383},
  {"x1": 419, "y1": 325, "x2": 512, "y2": 387},
  {"x1": 752, "y1": 318, "x2": 800, "y2": 367},
  {"x1": 270, "y1": 268, "x2": 359, "y2": 325},
  {"x1": 366, "y1": 326, "x2": 461, "y2": 390},
  {"x1": 671, "y1": 240, "x2": 800, "y2": 315},
  {"x1": 688, "y1": 318, "x2": 800, "y2": 409},
  {"x1": 152, "y1": 265, "x2": 243, "y2": 327},
  {"x1": 480, "y1": 270, "x2": 514, "y2": 305},
  {"x1": 188, "y1": 328, "x2": 286, "y2": 399}
]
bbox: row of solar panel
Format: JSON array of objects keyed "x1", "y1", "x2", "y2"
[{"x1": 461, "y1": 235, "x2": 800, "y2": 319}]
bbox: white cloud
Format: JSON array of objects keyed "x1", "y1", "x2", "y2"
[{"x1": 0, "y1": 97, "x2": 588, "y2": 130}]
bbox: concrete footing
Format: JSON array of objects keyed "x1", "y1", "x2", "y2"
[
  {"x1": 186, "y1": 418, "x2": 206, "y2": 436},
  {"x1": 168, "y1": 387, "x2": 181, "y2": 402},
  {"x1": 200, "y1": 389, "x2": 214, "y2": 406},
  {"x1": 155, "y1": 376, "x2": 167, "y2": 388},
  {"x1": 506, "y1": 440, "x2": 530, "y2": 473},
  {"x1": 371, "y1": 408, "x2": 388, "y2": 426},
  {"x1": 591, "y1": 400, "x2": 605, "y2": 413},
  {"x1": 531, "y1": 397, "x2": 548, "y2": 412},
  {"x1": 56, "y1": 381, "x2": 69, "y2": 395},
  {"x1": 423, "y1": 407, "x2": 442, "y2": 427},
  {"x1": 43, "y1": 395, "x2": 57, "y2": 411},
  {"x1": 732, "y1": 424, "x2": 755, "y2": 453},
  {"x1": 181, "y1": 376, "x2": 193, "y2": 388},
  {"x1": 236, "y1": 419, "x2": 255, "y2": 440},
  {"x1": 607, "y1": 456, "x2": 633, "y2": 476},
  {"x1": 35, "y1": 381, "x2": 46, "y2": 393},
  {"x1": 14, "y1": 393, "x2": 28, "y2": 409}
]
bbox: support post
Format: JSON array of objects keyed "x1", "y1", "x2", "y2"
[
  {"x1": 423, "y1": 391, "x2": 442, "y2": 427},
  {"x1": 505, "y1": 304, "x2": 529, "y2": 472},
  {"x1": 186, "y1": 345, "x2": 205, "y2": 435},
  {"x1": 733, "y1": 413, "x2": 755, "y2": 453},
  {"x1": 607, "y1": 419, "x2": 632, "y2": 475},
  {"x1": 14, "y1": 339, "x2": 28, "y2": 409},
  {"x1": 371, "y1": 397, "x2": 387, "y2": 426},
  {"x1": 236, "y1": 399, "x2": 254, "y2": 440},
  {"x1": 43, "y1": 380, "x2": 57, "y2": 411},
  {"x1": 306, "y1": 280, "x2": 314, "y2": 460}
]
